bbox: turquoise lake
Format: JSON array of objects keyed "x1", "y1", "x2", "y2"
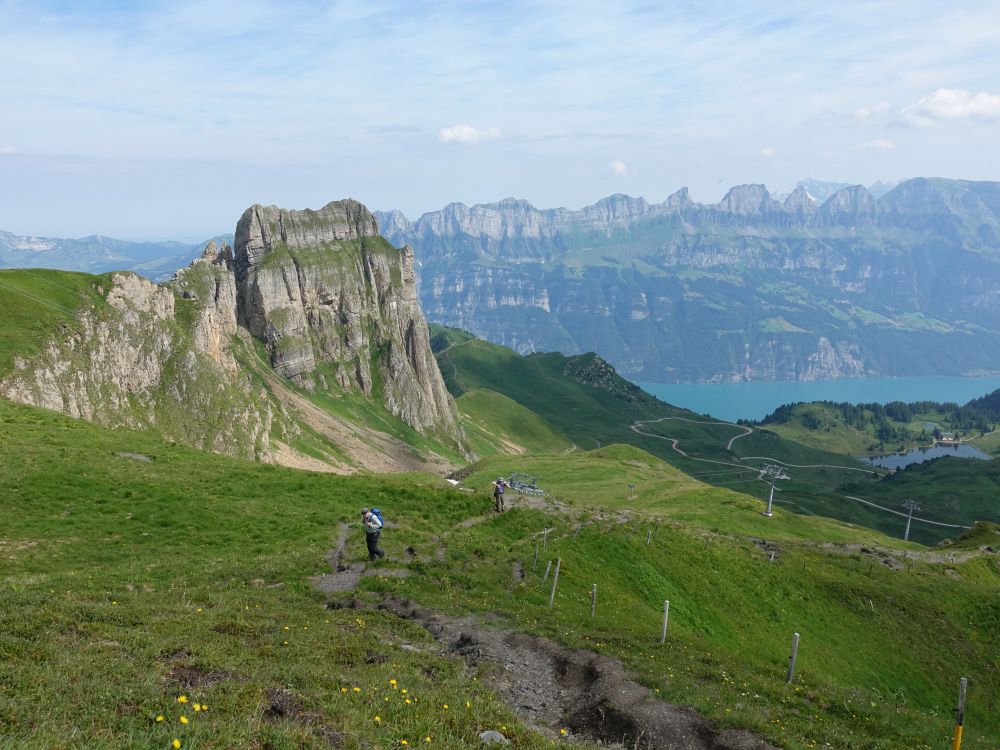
[{"x1": 638, "y1": 376, "x2": 1000, "y2": 423}]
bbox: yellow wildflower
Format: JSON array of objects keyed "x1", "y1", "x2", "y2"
[
  {"x1": 442, "y1": 704, "x2": 448, "y2": 709},
  {"x1": 172, "y1": 741, "x2": 181, "y2": 749},
  {"x1": 193, "y1": 704, "x2": 201, "y2": 712},
  {"x1": 425, "y1": 737, "x2": 432, "y2": 743},
  {"x1": 353, "y1": 687, "x2": 361, "y2": 693},
  {"x1": 390, "y1": 679, "x2": 398, "y2": 687},
  {"x1": 155, "y1": 715, "x2": 165, "y2": 722},
  {"x1": 374, "y1": 715, "x2": 382, "y2": 722},
  {"x1": 405, "y1": 699, "x2": 412, "y2": 704},
  {"x1": 177, "y1": 696, "x2": 188, "y2": 704},
  {"x1": 179, "y1": 716, "x2": 188, "y2": 725},
  {"x1": 560, "y1": 728, "x2": 568, "y2": 736}
]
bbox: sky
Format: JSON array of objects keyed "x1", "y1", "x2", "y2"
[{"x1": 1, "y1": 0, "x2": 999, "y2": 240}]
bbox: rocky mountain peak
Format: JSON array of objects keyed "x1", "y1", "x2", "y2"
[
  {"x1": 717, "y1": 184, "x2": 780, "y2": 214},
  {"x1": 820, "y1": 185, "x2": 877, "y2": 215},
  {"x1": 229, "y1": 198, "x2": 460, "y2": 436},
  {"x1": 234, "y1": 200, "x2": 380, "y2": 278},
  {"x1": 783, "y1": 186, "x2": 818, "y2": 210},
  {"x1": 663, "y1": 187, "x2": 693, "y2": 208},
  {"x1": 580, "y1": 194, "x2": 650, "y2": 224}
]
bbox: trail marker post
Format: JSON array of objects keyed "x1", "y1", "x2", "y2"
[
  {"x1": 952, "y1": 677, "x2": 967, "y2": 750},
  {"x1": 590, "y1": 584, "x2": 597, "y2": 619},
  {"x1": 548, "y1": 558, "x2": 561, "y2": 608},
  {"x1": 786, "y1": 632, "x2": 800, "y2": 684},
  {"x1": 628, "y1": 483, "x2": 636, "y2": 501},
  {"x1": 660, "y1": 600, "x2": 670, "y2": 643},
  {"x1": 542, "y1": 560, "x2": 552, "y2": 583},
  {"x1": 646, "y1": 529, "x2": 652, "y2": 545}
]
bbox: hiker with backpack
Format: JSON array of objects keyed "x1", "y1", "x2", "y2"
[
  {"x1": 492, "y1": 477, "x2": 508, "y2": 513},
  {"x1": 361, "y1": 508, "x2": 386, "y2": 561}
]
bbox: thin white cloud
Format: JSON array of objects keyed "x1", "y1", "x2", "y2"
[
  {"x1": 610, "y1": 159, "x2": 628, "y2": 175},
  {"x1": 0, "y1": 146, "x2": 18, "y2": 155},
  {"x1": 760, "y1": 147, "x2": 776, "y2": 158},
  {"x1": 438, "y1": 124, "x2": 502, "y2": 144},
  {"x1": 857, "y1": 138, "x2": 896, "y2": 151},
  {"x1": 902, "y1": 88, "x2": 1000, "y2": 125},
  {"x1": 853, "y1": 100, "x2": 890, "y2": 120}
]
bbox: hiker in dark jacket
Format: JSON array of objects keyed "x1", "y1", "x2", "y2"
[{"x1": 361, "y1": 508, "x2": 386, "y2": 561}]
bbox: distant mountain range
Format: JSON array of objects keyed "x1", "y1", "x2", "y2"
[
  {"x1": 376, "y1": 177, "x2": 1000, "y2": 383},
  {"x1": 6, "y1": 177, "x2": 1000, "y2": 384},
  {"x1": 0, "y1": 230, "x2": 232, "y2": 280}
]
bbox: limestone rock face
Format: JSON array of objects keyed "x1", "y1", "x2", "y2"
[
  {"x1": 173, "y1": 240, "x2": 239, "y2": 374},
  {"x1": 232, "y1": 200, "x2": 460, "y2": 435},
  {"x1": 1, "y1": 272, "x2": 273, "y2": 460}
]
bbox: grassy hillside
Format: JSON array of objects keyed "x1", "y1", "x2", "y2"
[
  {"x1": 455, "y1": 389, "x2": 573, "y2": 457},
  {"x1": 759, "y1": 402, "x2": 929, "y2": 455},
  {"x1": 432, "y1": 330, "x2": 1000, "y2": 544},
  {"x1": 3, "y1": 399, "x2": 996, "y2": 748},
  {"x1": 0, "y1": 269, "x2": 109, "y2": 376}
]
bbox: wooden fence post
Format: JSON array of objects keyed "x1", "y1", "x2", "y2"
[
  {"x1": 787, "y1": 632, "x2": 800, "y2": 684},
  {"x1": 548, "y1": 559, "x2": 561, "y2": 608},
  {"x1": 660, "y1": 600, "x2": 670, "y2": 643}
]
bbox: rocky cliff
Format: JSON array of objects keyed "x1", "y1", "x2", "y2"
[
  {"x1": 230, "y1": 200, "x2": 459, "y2": 435},
  {"x1": 1, "y1": 271, "x2": 274, "y2": 459},
  {"x1": 377, "y1": 178, "x2": 1000, "y2": 383},
  {"x1": 2, "y1": 200, "x2": 465, "y2": 471}
]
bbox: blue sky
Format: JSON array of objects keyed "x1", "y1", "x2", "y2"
[{"x1": 1, "y1": 0, "x2": 999, "y2": 239}]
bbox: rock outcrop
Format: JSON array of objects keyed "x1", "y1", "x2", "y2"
[
  {"x1": 1, "y1": 272, "x2": 274, "y2": 460},
  {"x1": 230, "y1": 200, "x2": 459, "y2": 436},
  {"x1": 2, "y1": 199, "x2": 464, "y2": 469}
]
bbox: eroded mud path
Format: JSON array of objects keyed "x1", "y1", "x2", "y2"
[{"x1": 378, "y1": 596, "x2": 779, "y2": 750}]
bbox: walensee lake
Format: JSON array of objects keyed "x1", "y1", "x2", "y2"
[{"x1": 638, "y1": 375, "x2": 1000, "y2": 423}]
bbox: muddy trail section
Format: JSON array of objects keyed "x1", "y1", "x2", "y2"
[
  {"x1": 312, "y1": 526, "x2": 776, "y2": 749},
  {"x1": 373, "y1": 596, "x2": 777, "y2": 750}
]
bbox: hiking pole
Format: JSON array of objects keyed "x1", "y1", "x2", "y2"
[{"x1": 952, "y1": 677, "x2": 967, "y2": 750}]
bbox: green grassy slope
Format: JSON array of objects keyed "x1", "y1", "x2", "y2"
[
  {"x1": 760, "y1": 402, "x2": 930, "y2": 455},
  {"x1": 2, "y1": 399, "x2": 998, "y2": 749},
  {"x1": 433, "y1": 332, "x2": 996, "y2": 542},
  {"x1": 0, "y1": 399, "x2": 592, "y2": 750},
  {"x1": 456, "y1": 389, "x2": 573, "y2": 457},
  {"x1": 0, "y1": 269, "x2": 109, "y2": 376}
]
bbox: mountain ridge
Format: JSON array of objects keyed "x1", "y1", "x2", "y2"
[{"x1": 377, "y1": 177, "x2": 1000, "y2": 384}]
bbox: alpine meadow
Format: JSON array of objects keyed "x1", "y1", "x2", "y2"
[{"x1": 3, "y1": 3, "x2": 1000, "y2": 749}]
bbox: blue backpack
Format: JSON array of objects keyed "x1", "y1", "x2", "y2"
[{"x1": 370, "y1": 508, "x2": 384, "y2": 526}]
